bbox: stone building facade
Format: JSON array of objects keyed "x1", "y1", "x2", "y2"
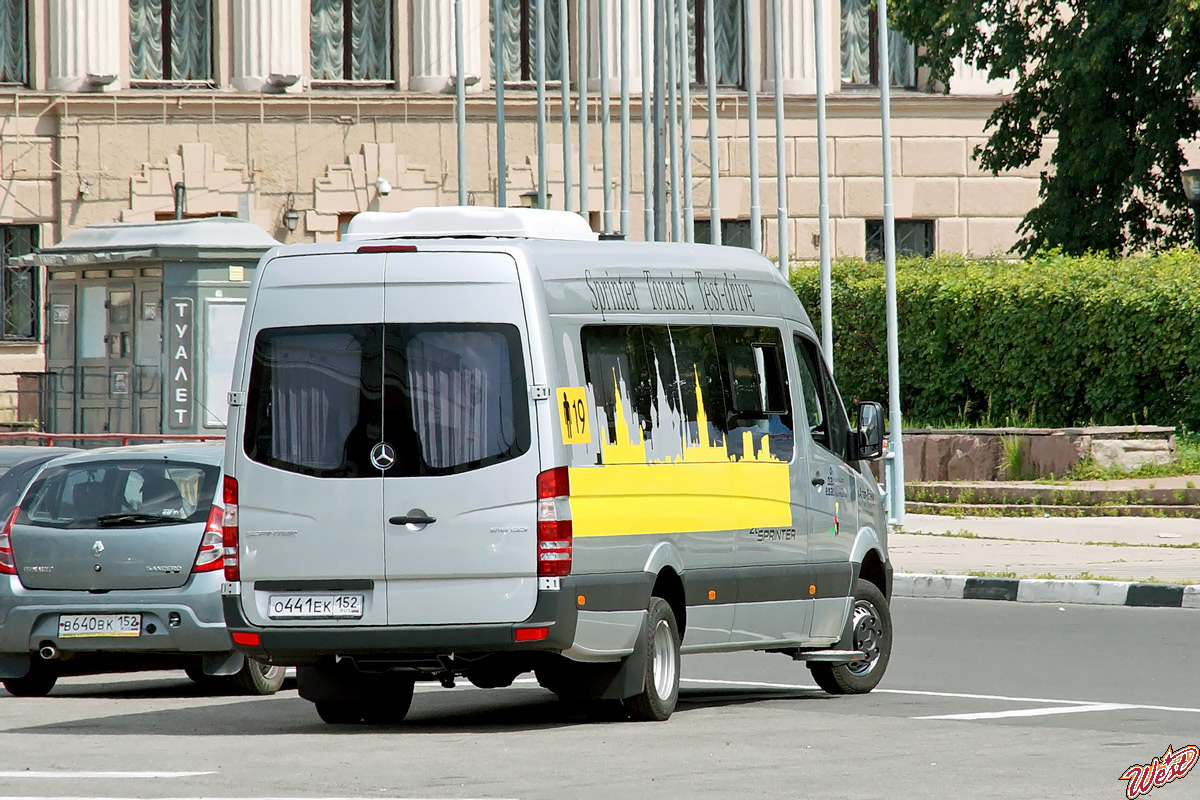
[{"x1": 0, "y1": 0, "x2": 1032, "y2": 425}]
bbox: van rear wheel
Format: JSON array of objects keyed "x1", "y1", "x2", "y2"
[
  {"x1": 360, "y1": 676, "x2": 415, "y2": 724},
  {"x1": 809, "y1": 578, "x2": 892, "y2": 695},
  {"x1": 315, "y1": 702, "x2": 364, "y2": 724},
  {"x1": 625, "y1": 596, "x2": 680, "y2": 722}
]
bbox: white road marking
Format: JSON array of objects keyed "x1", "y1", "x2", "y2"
[
  {"x1": 0, "y1": 797, "x2": 514, "y2": 800},
  {"x1": 915, "y1": 703, "x2": 1135, "y2": 720},
  {"x1": 0, "y1": 772, "x2": 214, "y2": 779},
  {"x1": 677, "y1": 677, "x2": 1200, "y2": 716}
]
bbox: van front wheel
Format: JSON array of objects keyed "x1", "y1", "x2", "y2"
[
  {"x1": 809, "y1": 578, "x2": 892, "y2": 695},
  {"x1": 625, "y1": 597, "x2": 680, "y2": 721}
]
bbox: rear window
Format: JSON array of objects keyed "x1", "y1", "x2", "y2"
[
  {"x1": 244, "y1": 323, "x2": 529, "y2": 478},
  {"x1": 17, "y1": 461, "x2": 220, "y2": 529}
]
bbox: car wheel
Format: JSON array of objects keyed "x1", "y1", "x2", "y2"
[
  {"x1": 360, "y1": 676, "x2": 415, "y2": 725},
  {"x1": 315, "y1": 702, "x2": 364, "y2": 724},
  {"x1": 2, "y1": 662, "x2": 58, "y2": 697},
  {"x1": 231, "y1": 658, "x2": 286, "y2": 696},
  {"x1": 625, "y1": 596, "x2": 681, "y2": 722},
  {"x1": 809, "y1": 578, "x2": 892, "y2": 695}
]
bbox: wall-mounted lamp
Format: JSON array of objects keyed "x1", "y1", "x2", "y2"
[
  {"x1": 282, "y1": 192, "x2": 300, "y2": 232},
  {"x1": 375, "y1": 177, "x2": 392, "y2": 196},
  {"x1": 520, "y1": 189, "x2": 550, "y2": 209}
]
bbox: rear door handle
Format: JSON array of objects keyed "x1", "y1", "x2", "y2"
[
  {"x1": 389, "y1": 514, "x2": 436, "y2": 526},
  {"x1": 811, "y1": 477, "x2": 826, "y2": 486}
]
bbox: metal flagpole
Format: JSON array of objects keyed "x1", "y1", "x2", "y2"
[
  {"x1": 770, "y1": 0, "x2": 787, "y2": 271},
  {"x1": 744, "y1": 0, "x2": 761, "y2": 252},
  {"x1": 878, "y1": 0, "x2": 905, "y2": 525},
  {"x1": 815, "y1": 0, "x2": 832, "y2": 370},
  {"x1": 677, "y1": 0, "x2": 694, "y2": 242},
  {"x1": 561, "y1": 0, "x2": 573, "y2": 211},
  {"x1": 665, "y1": 0, "x2": 680, "y2": 241},
  {"x1": 493, "y1": 0, "x2": 507, "y2": 206},
  {"x1": 653, "y1": 0, "x2": 667, "y2": 240},
  {"x1": 455, "y1": 0, "x2": 467, "y2": 204},
  {"x1": 620, "y1": 0, "x2": 631, "y2": 235},
  {"x1": 578, "y1": 0, "x2": 589, "y2": 217},
  {"x1": 536, "y1": 0, "x2": 548, "y2": 207},
  {"x1": 599, "y1": 0, "x2": 612, "y2": 232},
  {"x1": 642, "y1": 0, "x2": 654, "y2": 239},
  {"x1": 704, "y1": 0, "x2": 720, "y2": 244}
]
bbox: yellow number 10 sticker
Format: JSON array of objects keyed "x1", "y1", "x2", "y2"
[{"x1": 557, "y1": 387, "x2": 590, "y2": 444}]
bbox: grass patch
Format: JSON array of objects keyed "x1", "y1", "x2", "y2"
[{"x1": 966, "y1": 569, "x2": 1018, "y2": 579}]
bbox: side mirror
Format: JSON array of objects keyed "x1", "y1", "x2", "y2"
[{"x1": 855, "y1": 401, "x2": 884, "y2": 460}]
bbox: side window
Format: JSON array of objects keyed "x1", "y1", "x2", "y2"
[
  {"x1": 794, "y1": 335, "x2": 852, "y2": 461},
  {"x1": 581, "y1": 323, "x2": 728, "y2": 463},
  {"x1": 581, "y1": 325, "x2": 654, "y2": 460},
  {"x1": 714, "y1": 326, "x2": 793, "y2": 462}
]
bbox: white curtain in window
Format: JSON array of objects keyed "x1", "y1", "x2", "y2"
[
  {"x1": 170, "y1": 0, "x2": 210, "y2": 80},
  {"x1": 840, "y1": 0, "x2": 870, "y2": 84},
  {"x1": 312, "y1": 0, "x2": 391, "y2": 80},
  {"x1": 310, "y1": 0, "x2": 343, "y2": 80},
  {"x1": 269, "y1": 334, "x2": 363, "y2": 471},
  {"x1": 129, "y1": 0, "x2": 163, "y2": 80},
  {"x1": 0, "y1": 0, "x2": 25, "y2": 84},
  {"x1": 407, "y1": 331, "x2": 515, "y2": 470},
  {"x1": 492, "y1": 0, "x2": 563, "y2": 82},
  {"x1": 350, "y1": 0, "x2": 391, "y2": 80}
]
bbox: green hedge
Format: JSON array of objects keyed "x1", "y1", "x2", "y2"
[{"x1": 789, "y1": 250, "x2": 1200, "y2": 429}]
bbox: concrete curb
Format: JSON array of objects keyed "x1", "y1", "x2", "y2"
[{"x1": 894, "y1": 573, "x2": 1200, "y2": 609}]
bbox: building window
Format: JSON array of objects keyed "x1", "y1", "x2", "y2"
[
  {"x1": 1, "y1": 225, "x2": 38, "y2": 341},
  {"x1": 866, "y1": 219, "x2": 934, "y2": 261},
  {"x1": 840, "y1": 0, "x2": 915, "y2": 88},
  {"x1": 691, "y1": 0, "x2": 743, "y2": 88},
  {"x1": 129, "y1": 0, "x2": 212, "y2": 83},
  {"x1": 493, "y1": 0, "x2": 564, "y2": 83},
  {"x1": 311, "y1": 0, "x2": 393, "y2": 83},
  {"x1": 694, "y1": 219, "x2": 755, "y2": 249},
  {"x1": 0, "y1": 0, "x2": 26, "y2": 85}
]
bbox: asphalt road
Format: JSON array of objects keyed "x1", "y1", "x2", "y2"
[{"x1": 0, "y1": 598, "x2": 1196, "y2": 800}]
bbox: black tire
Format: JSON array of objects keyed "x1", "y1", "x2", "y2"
[
  {"x1": 2, "y1": 662, "x2": 58, "y2": 697},
  {"x1": 809, "y1": 578, "x2": 892, "y2": 695},
  {"x1": 315, "y1": 702, "x2": 365, "y2": 724},
  {"x1": 625, "y1": 596, "x2": 681, "y2": 722},
  {"x1": 231, "y1": 658, "x2": 286, "y2": 696},
  {"x1": 360, "y1": 676, "x2": 415, "y2": 725}
]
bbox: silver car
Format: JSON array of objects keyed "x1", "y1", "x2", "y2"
[{"x1": 0, "y1": 442, "x2": 283, "y2": 696}]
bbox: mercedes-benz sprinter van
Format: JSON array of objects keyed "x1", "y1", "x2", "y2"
[{"x1": 222, "y1": 207, "x2": 892, "y2": 724}]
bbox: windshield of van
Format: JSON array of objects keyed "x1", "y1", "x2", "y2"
[
  {"x1": 244, "y1": 323, "x2": 529, "y2": 478},
  {"x1": 17, "y1": 461, "x2": 220, "y2": 529}
]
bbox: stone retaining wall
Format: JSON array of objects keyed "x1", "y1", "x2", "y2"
[{"x1": 902, "y1": 426, "x2": 1176, "y2": 482}]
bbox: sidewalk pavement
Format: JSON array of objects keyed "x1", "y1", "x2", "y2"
[{"x1": 889, "y1": 475, "x2": 1200, "y2": 609}]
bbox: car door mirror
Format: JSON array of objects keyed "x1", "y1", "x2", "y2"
[{"x1": 855, "y1": 401, "x2": 884, "y2": 460}]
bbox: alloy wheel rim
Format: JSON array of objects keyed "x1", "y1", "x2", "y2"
[
  {"x1": 847, "y1": 598, "x2": 884, "y2": 677},
  {"x1": 652, "y1": 619, "x2": 677, "y2": 699}
]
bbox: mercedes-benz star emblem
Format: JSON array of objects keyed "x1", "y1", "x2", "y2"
[
  {"x1": 92, "y1": 540, "x2": 105, "y2": 558},
  {"x1": 370, "y1": 442, "x2": 396, "y2": 471}
]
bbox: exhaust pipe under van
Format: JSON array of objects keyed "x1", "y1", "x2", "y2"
[{"x1": 39, "y1": 644, "x2": 58, "y2": 660}]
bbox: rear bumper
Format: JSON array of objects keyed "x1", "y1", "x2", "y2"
[{"x1": 224, "y1": 578, "x2": 581, "y2": 666}]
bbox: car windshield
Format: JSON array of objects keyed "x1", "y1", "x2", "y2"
[{"x1": 17, "y1": 460, "x2": 220, "y2": 529}]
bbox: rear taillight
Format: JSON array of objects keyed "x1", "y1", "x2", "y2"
[
  {"x1": 0, "y1": 507, "x2": 16, "y2": 575},
  {"x1": 192, "y1": 504, "x2": 224, "y2": 573},
  {"x1": 222, "y1": 476, "x2": 239, "y2": 582},
  {"x1": 536, "y1": 467, "x2": 572, "y2": 577}
]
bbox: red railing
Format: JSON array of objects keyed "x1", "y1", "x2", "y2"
[{"x1": 0, "y1": 432, "x2": 224, "y2": 448}]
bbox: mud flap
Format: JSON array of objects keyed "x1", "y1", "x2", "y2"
[
  {"x1": 0, "y1": 653, "x2": 31, "y2": 679},
  {"x1": 202, "y1": 650, "x2": 245, "y2": 677}
]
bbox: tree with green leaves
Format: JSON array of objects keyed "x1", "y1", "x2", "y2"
[{"x1": 891, "y1": 0, "x2": 1200, "y2": 256}]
